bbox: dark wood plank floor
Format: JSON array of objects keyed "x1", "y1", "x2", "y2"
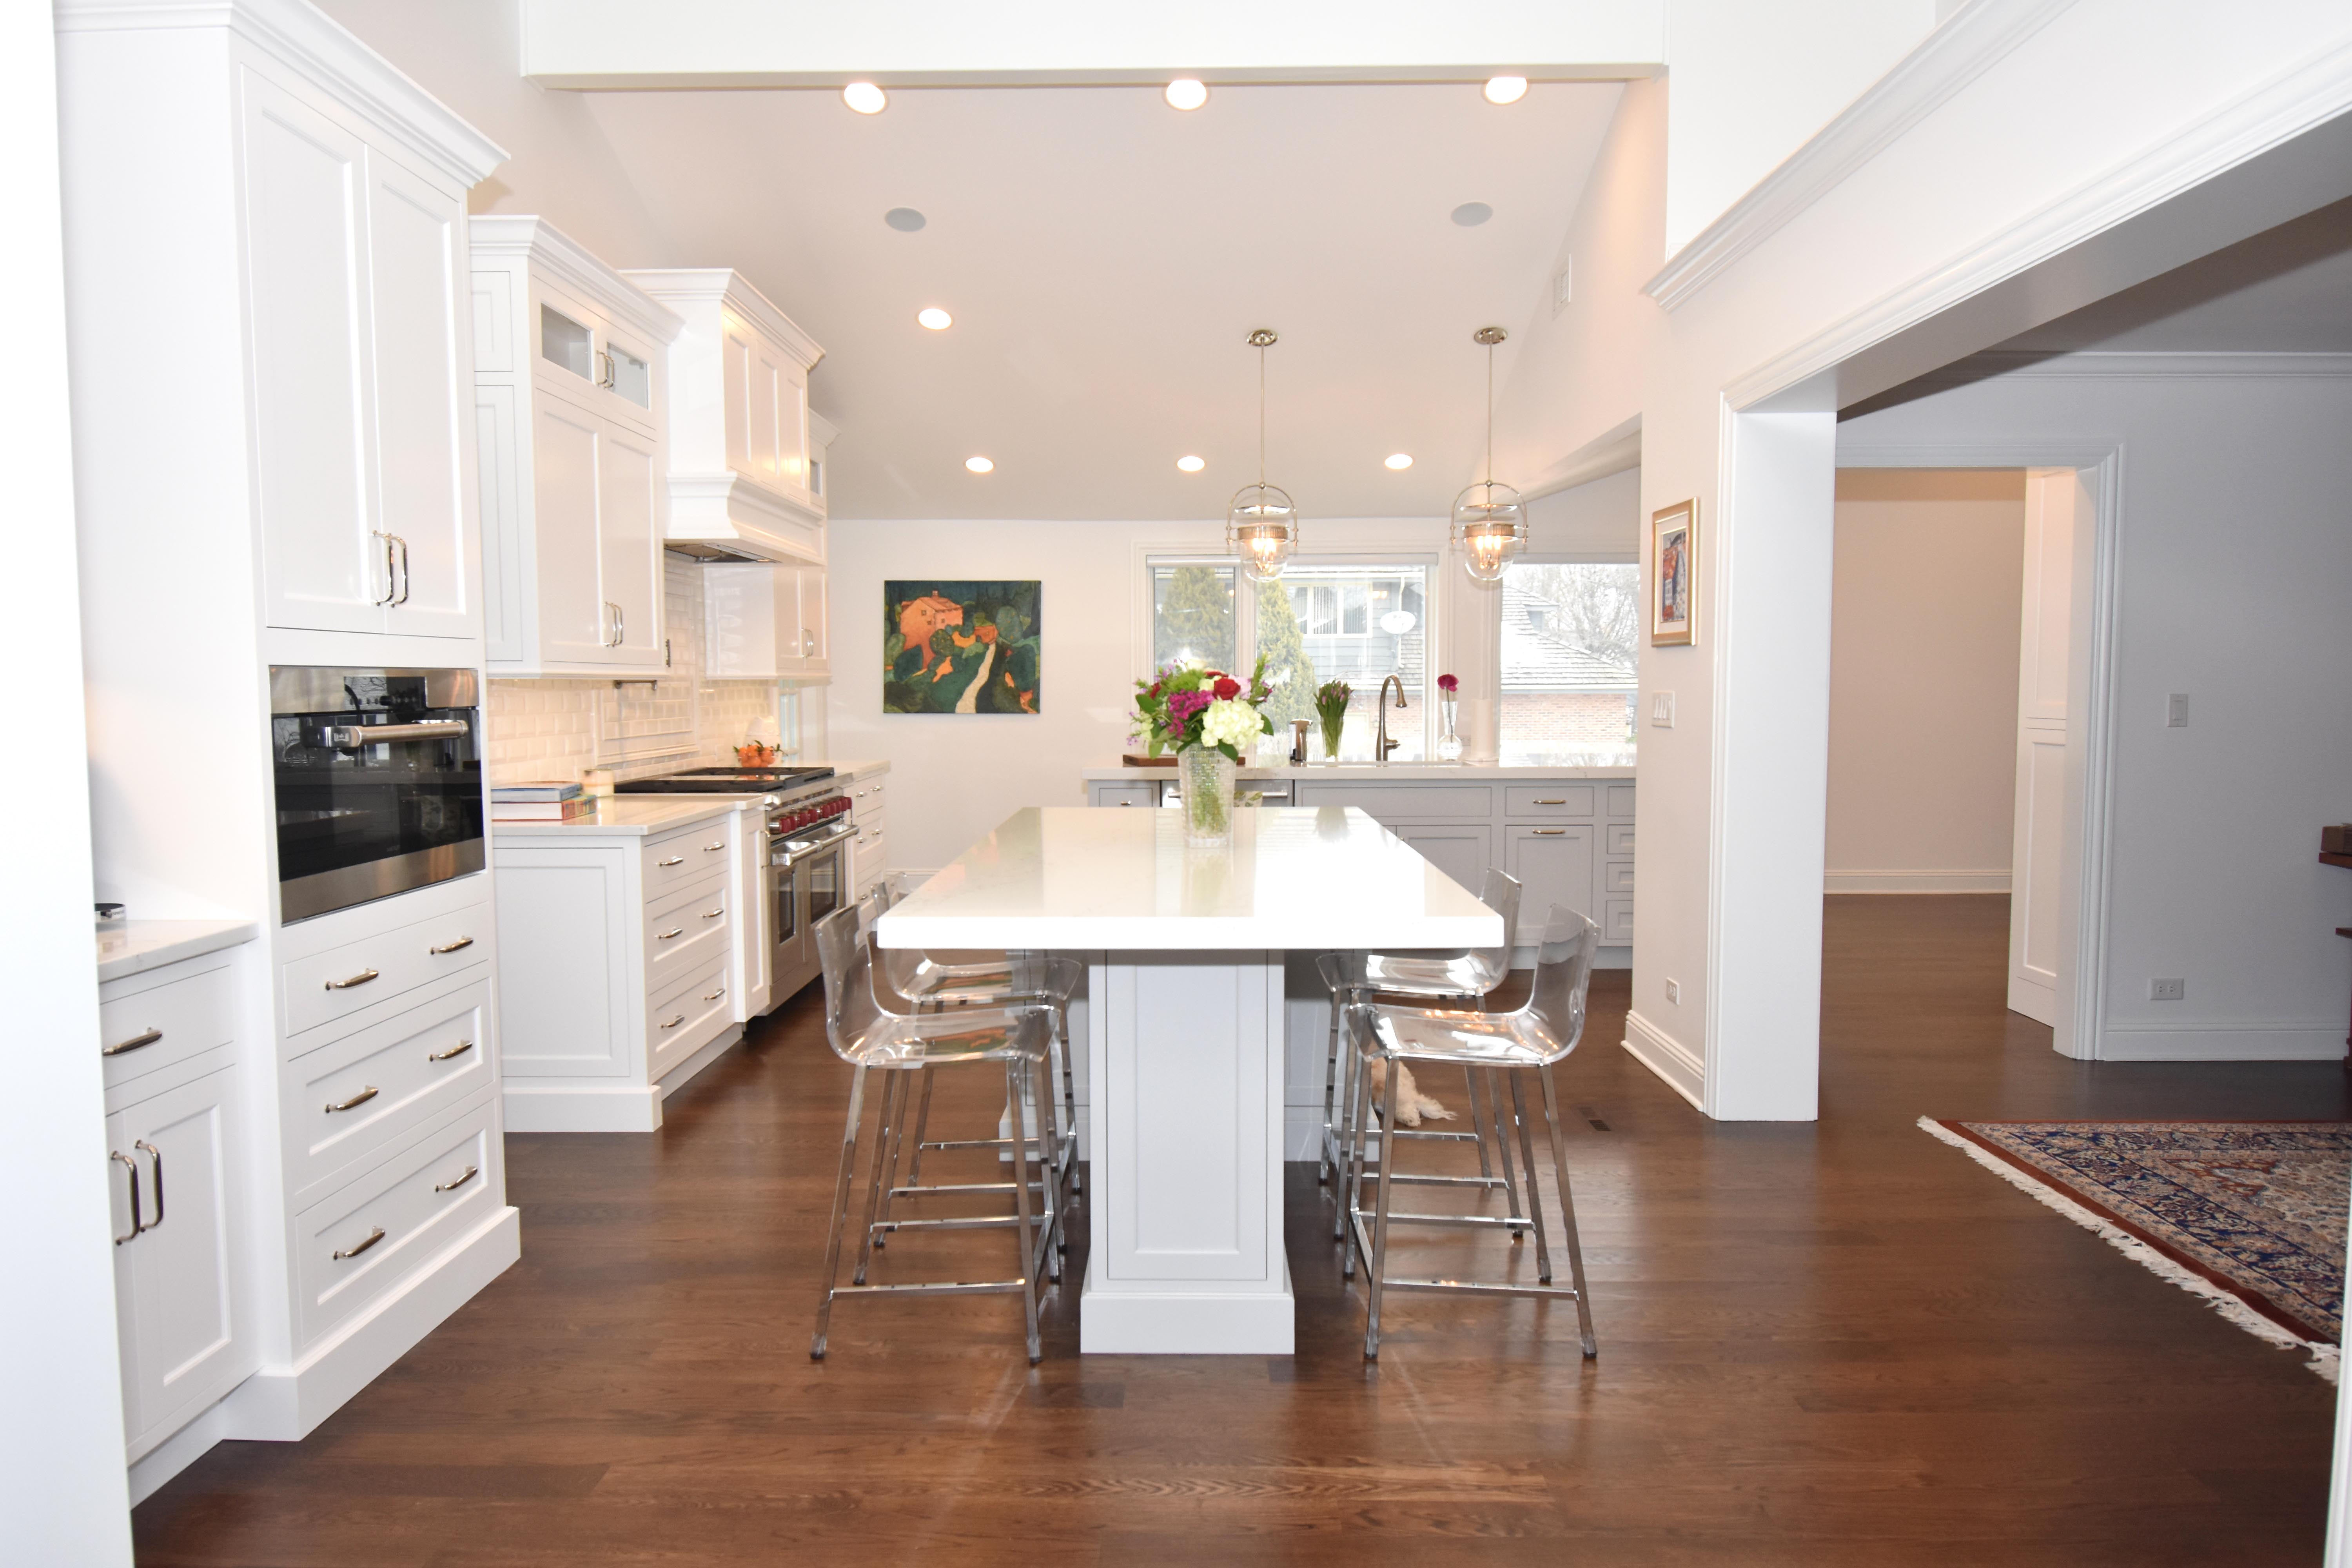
[{"x1": 136, "y1": 895, "x2": 2348, "y2": 1564}]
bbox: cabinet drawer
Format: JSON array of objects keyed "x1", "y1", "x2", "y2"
[
  {"x1": 649, "y1": 959, "x2": 732, "y2": 1080},
  {"x1": 644, "y1": 820, "x2": 731, "y2": 895},
  {"x1": 1505, "y1": 784, "x2": 1595, "y2": 819},
  {"x1": 1093, "y1": 781, "x2": 1156, "y2": 808},
  {"x1": 855, "y1": 825, "x2": 887, "y2": 882},
  {"x1": 851, "y1": 779, "x2": 888, "y2": 820},
  {"x1": 646, "y1": 873, "x2": 730, "y2": 989},
  {"x1": 1603, "y1": 860, "x2": 1635, "y2": 895},
  {"x1": 1293, "y1": 782, "x2": 1493, "y2": 820},
  {"x1": 1606, "y1": 823, "x2": 1635, "y2": 856},
  {"x1": 100, "y1": 955, "x2": 234, "y2": 1100},
  {"x1": 282, "y1": 897, "x2": 489, "y2": 1038},
  {"x1": 1603, "y1": 898, "x2": 1635, "y2": 943},
  {"x1": 1606, "y1": 783, "x2": 1636, "y2": 820},
  {"x1": 285, "y1": 979, "x2": 492, "y2": 1204},
  {"x1": 296, "y1": 1097, "x2": 501, "y2": 1347}
]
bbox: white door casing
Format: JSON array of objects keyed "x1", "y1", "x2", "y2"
[{"x1": 2007, "y1": 468, "x2": 2080, "y2": 1025}]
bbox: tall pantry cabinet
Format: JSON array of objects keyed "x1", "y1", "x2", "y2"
[{"x1": 57, "y1": 0, "x2": 518, "y2": 1505}]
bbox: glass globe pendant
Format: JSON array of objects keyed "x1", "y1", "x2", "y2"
[
  {"x1": 1450, "y1": 325, "x2": 1526, "y2": 583},
  {"x1": 1225, "y1": 329, "x2": 1298, "y2": 582}
]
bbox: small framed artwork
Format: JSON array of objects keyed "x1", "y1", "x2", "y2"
[{"x1": 1650, "y1": 500, "x2": 1696, "y2": 646}]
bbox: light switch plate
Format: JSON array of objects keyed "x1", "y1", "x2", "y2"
[
  {"x1": 1552, "y1": 257, "x2": 1575, "y2": 315},
  {"x1": 1664, "y1": 977, "x2": 1681, "y2": 1005},
  {"x1": 1650, "y1": 691, "x2": 1675, "y2": 729},
  {"x1": 2166, "y1": 693, "x2": 2189, "y2": 728}
]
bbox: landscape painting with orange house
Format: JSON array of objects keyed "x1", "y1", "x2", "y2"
[{"x1": 883, "y1": 581, "x2": 1042, "y2": 715}]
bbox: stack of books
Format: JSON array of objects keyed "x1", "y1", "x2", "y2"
[{"x1": 490, "y1": 782, "x2": 595, "y2": 822}]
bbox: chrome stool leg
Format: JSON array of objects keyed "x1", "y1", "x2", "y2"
[
  {"x1": 901, "y1": 1066, "x2": 938, "y2": 1191},
  {"x1": 851, "y1": 1071, "x2": 906, "y2": 1285},
  {"x1": 1538, "y1": 1062, "x2": 1599, "y2": 1357},
  {"x1": 811, "y1": 1065, "x2": 869, "y2": 1360},
  {"x1": 1506, "y1": 1070, "x2": 1555, "y2": 1283},
  {"x1": 1341, "y1": 1029, "x2": 1375, "y2": 1277},
  {"x1": 1471, "y1": 1068, "x2": 1528, "y2": 1238},
  {"x1": 871, "y1": 1065, "x2": 924, "y2": 1250},
  {"x1": 1006, "y1": 1059, "x2": 1043, "y2": 1364},
  {"x1": 1363, "y1": 1056, "x2": 1398, "y2": 1359},
  {"x1": 1319, "y1": 982, "x2": 1348, "y2": 1181}
]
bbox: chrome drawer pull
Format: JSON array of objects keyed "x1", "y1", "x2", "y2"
[
  {"x1": 701, "y1": 906, "x2": 724, "y2": 920},
  {"x1": 434, "y1": 1163, "x2": 479, "y2": 1194},
  {"x1": 1532, "y1": 798, "x2": 1569, "y2": 806},
  {"x1": 428, "y1": 935, "x2": 474, "y2": 955},
  {"x1": 657, "y1": 926, "x2": 684, "y2": 941},
  {"x1": 332, "y1": 1226, "x2": 387, "y2": 1261},
  {"x1": 703, "y1": 985, "x2": 726, "y2": 1002},
  {"x1": 659, "y1": 1013, "x2": 686, "y2": 1029},
  {"x1": 1532, "y1": 828, "x2": 1567, "y2": 837},
  {"x1": 427, "y1": 1038, "x2": 475, "y2": 1063},
  {"x1": 324, "y1": 968, "x2": 380, "y2": 991},
  {"x1": 103, "y1": 1027, "x2": 163, "y2": 1057},
  {"x1": 111, "y1": 1151, "x2": 141, "y2": 1245},
  {"x1": 325, "y1": 1085, "x2": 381, "y2": 1114},
  {"x1": 656, "y1": 855, "x2": 686, "y2": 868},
  {"x1": 703, "y1": 840, "x2": 725, "y2": 852},
  {"x1": 135, "y1": 1140, "x2": 164, "y2": 1233}
]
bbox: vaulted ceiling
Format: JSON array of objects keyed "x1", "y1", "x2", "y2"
[{"x1": 581, "y1": 82, "x2": 1621, "y2": 520}]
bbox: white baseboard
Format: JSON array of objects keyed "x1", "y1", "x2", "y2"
[
  {"x1": 1823, "y1": 870, "x2": 2011, "y2": 893},
  {"x1": 1622, "y1": 1009, "x2": 1704, "y2": 1110},
  {"x1": 221, "y1": 1205, "x2": 520, "y2": 1443},
  {"x1": 126, "y1": 1398, "x2": 232, "y2": 1507},
  {"x1": 503, "y1": 1081, "x2": 663, "y2": 1132},
  {"x1": 657, "y1": 1024, "x2": 745, "y2": 1101},
  {"x1": 1079, "y1": 1259, "x2": 1295, "y2": 1355},
  {"x1": 1512, "y1": 942, "x2": 1632, "y2": 970},
  {"x1": 2100, "y1": 1022, "x2": 2348, "y2": 1062}
]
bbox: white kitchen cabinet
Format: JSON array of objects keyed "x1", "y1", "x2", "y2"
[
  {"x1": 703, "y1": 560, "x2": 829, "y2": 679},
  {"x1": 1395, "y1": 822, "x2": 1493, "y2": 896},
  {"x1": 1504, "y1": 824, "x2": 1598, "y2": 930},
  {"x1": 850, "y1": 773, "x2": 889, "y2": 897},
  {"x1": 623, "y1": 269, "x2": 829, "y2": 563},
  {"x1": 472, "y1": 216, "x2": 681, "y2": 675},
  {"x1": 809, "y1": 409, "x2": 838, "y2": 515}
]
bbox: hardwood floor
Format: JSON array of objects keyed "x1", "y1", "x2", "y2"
[{"x1": 135, "y1": 895, "x2": 2347, "y2": 1564}]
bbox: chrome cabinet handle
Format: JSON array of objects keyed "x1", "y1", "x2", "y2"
[
  {"x1": 657, "y1": 927, "x2": 684, "y2": 940},
  {"x1": 373, "y1": 530, "x2": 398, "y2": 606},
  {"x1": 394, "y1": 534, "x2": 411, "y2": 605},
  {"x1": 659, "y1": 1013, "x2": 685, "y2": 1029},
  {"x1": 111, "y1": 1151, "x2": 141, "y2": 1245},
  {"x1": 428, "y1": 935, "x2": 474, "y2": 955},
  {"x1": 614, "y1": 603, "x2": 624, "y2": 646},
  {"x1": 802, "y1": 630, "x2": 816, "y2": 656},
  {"x1": 1532, "y1": 828, "x2": 1567, "y2": 836},
  {"x1": 427, "y1": 1038, "x2": 475, "y2": 1063},
  {"x1": 656, "y1": 856, "x2": 685, "y2": 867},
  {"x1": 703, "y1": 985, "x2": 726, "y2": 1002},
  {"x1": 333, "y1": 1227, "x2": 387, "y2": 1261},
  {"x1": 596, "y1": 347, "x2": 615, "y2": 388},
  {"x1": 434, "y1": 1164, "x2": 479, "y2": 1194},
  {"x1": 135, "y1": 1140, "x2": 163, "y2": 1233},
  {"x1": 325, "y1": 1085, "x2": 380, "y2": 1114},
  {"x1": 701, "y1": 906, "x2": 724, "y2": 920},
  {"x1": 103, "y1": 1027, "x2": 163, "y2": 1058},
  {"x1": 324, "y1": 968, "x2": 380, "y2": 991},
  {"x1": 703, "y1": 840, "x2": 725, "y2": 853}
]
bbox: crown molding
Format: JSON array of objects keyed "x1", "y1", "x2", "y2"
[
  {"x1": 1646, "y1": 0, "x2": 2078, "y2": 311},
  {"x1": 470, "y1": 216, "x2": 684, "y2": 344},
  {"x1": 57, "y1": 0, "x2": 508, "y2": 189},
  {"x1": 1915, "y1": 348, "x2": 2352, "y2": 384},
  {"x1": 624, "y1": 268, "x2": 827, "y2": 371}
]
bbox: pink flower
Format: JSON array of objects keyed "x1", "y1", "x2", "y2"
[
  {"x1": 1212, "y1": 677, "x2": 1240, "y2": 700},
  {"x1": 1437, "y1": 673, "x2": 1459, "y2": 694},
  {"x1": 1167, "y1": 690, "x2": 1212, "y2": 725}
]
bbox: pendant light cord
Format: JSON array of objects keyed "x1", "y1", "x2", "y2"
[
  {"x1": 1258, "y1": 342, "x2": 1268, "y2": 488},
  {"x1": 1485, "y1": 343, "x2": 1495, "y2": 487}
]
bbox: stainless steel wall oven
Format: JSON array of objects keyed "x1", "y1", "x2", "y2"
[{"x1": 270, "y1": 666, "x2": 485, "y2": 922}]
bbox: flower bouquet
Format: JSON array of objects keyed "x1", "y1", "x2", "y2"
[
  {"x1": 1312, "y1": 679, "x2": 1351, "y2": 763},
  {"x1": 1131, "y1": 655, "x2": 1274, "y2": 842}
]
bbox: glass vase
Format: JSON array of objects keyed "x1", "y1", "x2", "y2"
[
  {"x1": 1178, "y1": 744, "x2": 1238, "y2": 843},
  {"x1": 1318, "y1": 713, "x2": 1347, "y2": 764},
  {"x1": 1435, "y1": 695, "x2": 1465, "y2": 762}
]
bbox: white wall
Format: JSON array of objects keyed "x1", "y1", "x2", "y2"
[
  {"x1": 1841, "y1": 357, "x2": 2352, "y2": 1060},
  {"x1": 1526, "y1": 465, "x2": 1641, "y2": 556},
  {"x1": 6, "y1": 3, "x2": 133, "y2": 1559},
  {"x1": 1826, "y1": 469, "x2": 2024, "y2": 892}
]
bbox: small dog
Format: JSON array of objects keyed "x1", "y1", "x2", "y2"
[{"x1": 1368, "y1": 1058, "x2": 1454, "y2": 1127}]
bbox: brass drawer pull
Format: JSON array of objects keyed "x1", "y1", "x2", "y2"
[
  {"x1": 332, "y1": 1226, "x2": 387, "y2": 1261},
  {"x1": 434, "y1": 1163, "x2": 479, "y2": 1194},
  {"x1": 703, "y1": 840, "x2": 725, "y2": 852},
  {"x1": 324, "y1": 968, "x2": 380, "y2": 991},
  {"x1": 657, "y1": 926, "x2": 684, "y2": 941},
  {"x1": 701, "y1": 906, "x2": 724, "y2": 920},
  {"x1": 428, "y1": 935, "x2": 474, "y2": 955},
  {"x1": 325, "y1": 1085, "x2": 380, "y2": 1113},
  {"x1": 427, "y1": 1038, "x2": 475, "y2": 1063},
  {"x1": 1532, "y1": 828, "x2": 1567, "y2": 836},
  {"x1": 1532, "y1": 798, "x2": 1569, "y2": 806},
  {"x1": 656, "y1": 855, "x2": 686, "y2": 868},
  {"x1": 703, "y1": 985, "x2": 726, "y2": 1002},
  {"x1": 103, "y1": 1027, "x2": 163, "y2": 1057},
  {"x1": 659, "y1": 1013, "x2": 686, "y2": 1029}
]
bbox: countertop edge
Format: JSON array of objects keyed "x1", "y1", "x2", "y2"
[
  {"x1": 490, "y1": 795, "x2": 748, "y2": 837},
  {"x1": 1079, "y1": 763, "x2": 1637, "y2": 782},
  {"x1": 97, "y1": 918, "x2": 262, "y2": 984}
]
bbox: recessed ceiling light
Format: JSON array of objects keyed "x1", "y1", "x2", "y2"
[
  {"x1": 1164, "y1": 78, "x2": 1209, "y2": 111},
  {"x1": 842, "y1": 82, "x2": 887, "y2": 115},
  {"x1": 917, "y1": 307, "x2": 953, "y2": 330},
  {"x1": 1452, "y1": 202, "x2": 1493, "y2": 227},
  {"x1": 1385, "y1": 453, "x2": 1414, "y2": 470},
  {"x1": 1176, "y1": 455, "x2": 1206, "y2": 473},
  {"x1": 884, "y1": 207, "x2": 926, "y2": 232},
  {"x1": 1483, "y1": 76, "x2": 1528, "y2": 105},
  {"x1": 965, "y1": 456, "x2": 994, "y2": 474}
]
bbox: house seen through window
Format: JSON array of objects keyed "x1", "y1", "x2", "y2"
[{"x1": 1499, "y1": 561, "x2": 1638, "y2": 764}]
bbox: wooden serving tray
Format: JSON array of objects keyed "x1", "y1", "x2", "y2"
[{"x1": 1120, "y1": 754, "x2": 1177, "y2": 768}]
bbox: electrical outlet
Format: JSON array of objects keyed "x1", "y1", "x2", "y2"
[
  {"x1": 1664, "y1": 977, "x2": 1681, "y2": 1005},
  {"x1": 1552, "y1": 257, "x2": 1575, "y2": 316},
  {"x1": 2166, "y1": 692, "x2": 2189, "y2": 728},
  {"x1": 1650, "y1": 691, "x2": 1675, "y2": 729},
  {"x1": 2149, "y1": 977, "x2": 2185, "y2": 1002}
]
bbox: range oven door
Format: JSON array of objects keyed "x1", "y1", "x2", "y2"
[
  {"x1": 270, "y1": 667, "x2": 485, "y2": 922},
  {"x1": 769, "y1": 845, "x2": 806, "y2": 1000}
]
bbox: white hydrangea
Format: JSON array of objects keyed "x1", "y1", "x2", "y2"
[{"x1": 1199, "y1": 697, "x2": 1264, "y2": 752}]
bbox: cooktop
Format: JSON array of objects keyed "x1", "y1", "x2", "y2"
[{"x1": 612, "y1": 766, "x2": 835, "y2": 795}]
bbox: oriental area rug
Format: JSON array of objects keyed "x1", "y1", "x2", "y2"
[{"x1": 1920, "y1": 1118, "x2": 2351, "y2": 1380}]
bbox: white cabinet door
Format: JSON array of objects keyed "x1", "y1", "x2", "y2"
[
  {"x1": 1393, "y1": 823, "x2": 1491, "y2": 896},
  {"x1": 796, "y1": 563, "x2": 829, "y2": 669},
  {"x1": 242, "y1": 73, "x2": 384, "y2": 635},
  {"x1": 1506, "y1": 825, "x2": 1597, "y2": 937},
  {"x1": 110, "y1": 1067, "x2": 243, "y2": 1452},
  {"x1": 596, "y1": 418, "x2": 665, "y2": 669},
  {"x1": 723, "y1": 320, "x2": 767, "y2": 485},
  {"x1": 532, "y1": 396, "x2": 613, "y2": 666},
  {"x1": 368, "y1": 152, "x2": 478, "y2": 641}
]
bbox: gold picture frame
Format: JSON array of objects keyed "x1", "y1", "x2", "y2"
[{"x1": 1650, "y1": 500, "x2": 1696, "y2": 646}]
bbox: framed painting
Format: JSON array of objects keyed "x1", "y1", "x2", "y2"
[
  {"x1": 1650, "y1": 501, "x2": 1696, "y2": 646},
  {"x1": 884, "y1": 581, "x2": 1041, "y2": 714}
]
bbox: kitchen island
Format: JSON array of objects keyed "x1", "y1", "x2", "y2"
[{"x1": 879, "y1": 805, "x2": 1498, "y2": 1354}]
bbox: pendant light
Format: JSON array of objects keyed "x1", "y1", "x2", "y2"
[
  {"x1": 1226, "y1": 328, "x2": 1298, "y2": 582},
  {"x1": 1451, "y1": 325, "x2": 1526, "y2": 583}
]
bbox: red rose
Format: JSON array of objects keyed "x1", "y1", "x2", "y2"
[
  {"x1": 1147, "y1": 682, "x2": 1162, "y2": 697},
  {"x1": 1212, "y1": 677, "x2": 1240, "y2": 699}
]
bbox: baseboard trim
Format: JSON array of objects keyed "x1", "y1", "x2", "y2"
[
  {"x1": 1621, "y1": 1009, "x2": 1704, "y2": 1111},
  {"x1": 657, "y1": 1024, "x2": 745, "y2": 1100},
  {"x1": 2099, "y1": 1024, "x2": 2348, "y2": 1062},
  {"x1": 1823, "y1": 870, "x2": 2011, "y2": 893},
  {"x1": 503, "y1": 1082, "x2": 663, "y2": 1132},
  {"x1": 1513, "y1": 942, "x2": 1631, "y2": 970},
  {"x1": 221, "y1": 1205, "x2": 520, "y2": 1442},
  {"x1": 126, "y1": 1399, "x2": 232, "y2": 1507}
]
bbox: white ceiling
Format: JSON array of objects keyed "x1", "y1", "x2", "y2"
[{"x1": 582, "y1": 82, "x2": 1621, "y2": 519}]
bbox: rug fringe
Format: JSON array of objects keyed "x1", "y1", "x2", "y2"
[{"x1": 1915, "y1": 1116, "x2": 2341, "y2": 1384}]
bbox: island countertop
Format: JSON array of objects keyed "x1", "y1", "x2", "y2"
[
  {"x1": 488, "y1": 796, "x2": 751, "y2": 837},
  {"x1": 1080, "y1": 759, "x2": 1636, "y2": 782},
  {"x1": 879, "y1": 806, "x2": 1502, "y2": 952}
]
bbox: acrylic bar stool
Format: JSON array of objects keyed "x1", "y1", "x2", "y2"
[
  {"x1": 809, "y1": 905, "x2": 1061, "y2": 1363},
  {"x1": 1318, "y1": 868, "x2": 1529, "y2": 1241},
  {"x1": 1343, "y1": 902, "x2": 1600, "y2": 1361}
]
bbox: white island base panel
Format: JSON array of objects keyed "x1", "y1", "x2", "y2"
[{"x1": 1081, "y1": 951, "x2": 1294, "y2": 1355}]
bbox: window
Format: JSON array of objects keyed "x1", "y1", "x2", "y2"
[
  {"x1": 1499, "y1": 560, "x2": 1638, "y2": 764},
  {"x1": 1150, "y1": 561, "x2": 1237, "y2": 673}
]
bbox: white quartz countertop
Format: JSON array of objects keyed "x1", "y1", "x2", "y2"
[
  {"x1": 1081, "y1": 760, "x2": 1635, "y2": 782},
  {"x1": 809, "y1": 758, "x2": 889, "y2": 782},
  {"x1": 880, "y1": 806, "x2": 1503, "y2": 951},
  {"x1": 97, "y1": 918, "x2": 259, "y2": 983},
  {"x1": 489, "y1": 795, "x2": 750, "y2": 837}
]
